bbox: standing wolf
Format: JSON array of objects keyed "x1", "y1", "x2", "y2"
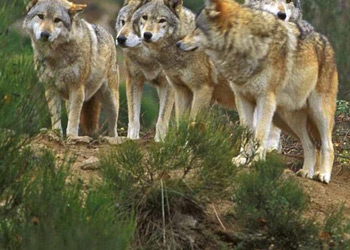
[
  {"x1": 178, "y1": 0, "x2": 338, "y2": 183},
  {"x1": 132, "y1": 0, "x2": 236, "y2": 121},
  {"x1": 133, "y1": 0, "x2": 283, "y2": 152},
  {"x1": 116, "y1": 0, "x2": 174, "y2": 142},
  {"x1": 23, "y1": 0, "x2": 120, "y2": 142}
]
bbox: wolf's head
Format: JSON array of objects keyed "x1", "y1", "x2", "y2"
[
  {"x1": 246, "y1": 0, "x2": 302, "y2": 22},
  {"x1": 23, "y1": 0, "x2": 86, "y2": 44},
  {"x1": 115, "y1": 0, "x2": 145, "y2": 48},
  {"x1": 178, "y1": 0, "x2": 238, "y2": 52},
  {"x1": 132, "y1": 0, "x2": 182, "y2": 44}
]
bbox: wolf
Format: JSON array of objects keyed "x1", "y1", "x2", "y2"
[
  {"x1": 133, "y1": 0, "x2": 283, "y2": 151},
  {"x1": 116, "y1": 0, "x2": 175, "y2": 142},
  {"x1": 23, "y1": 0, "x2": 120, "y2": 143},
  {"x1": 245, "y1": 0, "x2": 314, "y2": 38},
  {"x1": 178, "y1": 0, "x2": 338, "y2": 183},
  {"x1": 131, "y1": 0, "x2": 236, "y2": 122}
]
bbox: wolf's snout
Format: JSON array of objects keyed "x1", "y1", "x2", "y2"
[
  {"x1": 40, "y1": 31, "x2": 51, "y2": 41},
  {"x1": 117, "y1": 35, "x2": 127, "y2": 45},
  {"x1": 277, "y1": 12, "x2": 287, "y2": 20},
  {"x1": 143, "y1": 32, "x2": 153, "y2": 41}
]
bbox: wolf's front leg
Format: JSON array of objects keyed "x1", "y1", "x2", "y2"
[
  {"x1": 45, "y1": 86, "x2": 62, "y2": 135},
  {"x1": 66, "y1": 86, "x2": 84, "y2": 136},
  {"x1": 126, "y1": 74, "x2": 144, "y2": 140},
  {"x1": 253, "y1": 94, "x2": 277, "y2": 162},
  {"x1": 232, "y1": 94, "x2": 255, "y2": 166},
  {"x1": 155, "y1": 82, "x2": 175, "y2": 142}
]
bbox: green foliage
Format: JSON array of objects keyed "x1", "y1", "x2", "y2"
[
  {"x1": 336, "y1": 100, "x2": 350, "y2": 116},
  {"x1": 0, "y1": 149, "x2": 134, "y2": 250},
  {"x1": 234, "y1": 157, "x2": 320, "y2": 249},
  {"x1": 100, "y1": 109, "x2": 241, "y2": 248},
  {"x1": 321, "y1": 206, "x2": 350, "y2": 250},
  {"x1": 117, "y1": 83, "x2": 159, "y2": 134}
]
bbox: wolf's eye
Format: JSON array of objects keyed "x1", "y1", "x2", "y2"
[
  {"x1": 159, "y1": 18, "x2": 166, "y2": 23},
  {"x1": 142, "y1": 15, "x2": 148, "y2": 21},
  {"x1": 286, "y1": 0, "x2": 292, "y2": 3},
  {"x1": 37, "y1": 14, "x2": 44, "y2": 19},
  {"x1": 54, "y1": 18, "x2": 61, "y2": 23}
]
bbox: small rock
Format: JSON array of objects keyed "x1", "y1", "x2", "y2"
[
  {"x1": 101, "y1": 136, "x2": 128, "y2": 145},
  {"x1": 79, "y1": 156, "x2": 100, "y2": 170}
]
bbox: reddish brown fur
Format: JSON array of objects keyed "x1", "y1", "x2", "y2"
[{"x1": 80, "y1": 95, "x2": 101, "y2": 136}]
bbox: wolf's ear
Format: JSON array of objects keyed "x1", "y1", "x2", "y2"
[
  {"x1": 204, "y1": 0, "x2": 221, "y2": 18},
  {"x1": 164, "y1": 0, "x2": 183, "y2": 15},
  {"x1": 26, "y1": 0, "x2": 39, "y2": 12},
  {"x1": 69, "y1": 3, "x2": 87, "y2": 17}
]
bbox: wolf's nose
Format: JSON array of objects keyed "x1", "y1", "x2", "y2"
[
  {"x1": 40, "y1": 31, "x2": 51, "y2": 40},
  {"x1": 176, "y1": 41, "x2": 182, "y2": 48},
  {"x1": 117, "y1": 35, "x2": 127, "y2": 45},
  {"x1": 277, "y1": 12, "x2": 287, "y2": 20},
  {"x1": 143, "y1": 32, "x2": 153, "y2": 40}
]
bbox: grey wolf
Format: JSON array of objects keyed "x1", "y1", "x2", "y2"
[
  {"x1": 245, "y1": 0, "x2": 314, "y2": 38},
  {"x1": 132, "y1": 0, "x2": 236, "y2": 123},
  {"x1": 116, "y1": 0, "x2": 175, "y2": 142},
  {"x1": 134, "y1": 0, "x2": 282, "y2": 151},
  {"x1": 23, "y1": 0, "x2": 120, "y2": 143},
  {"x1": 178, "y1": 0, "x2": 338, "y2": 183}
]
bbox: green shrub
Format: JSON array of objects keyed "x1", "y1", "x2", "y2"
[
  {"x1": 99, "y1": 109, "x2": 241, "y2": 249},
  {"x1": 234, "y1": 157, "x2": 320, "y2": 249},
  {"x1": 0, "y1": 149, "x2": 134, "y2": 250}
]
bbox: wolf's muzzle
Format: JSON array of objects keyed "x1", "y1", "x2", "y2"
[
  {"x1": 143, "y1": 32, "x2": 153, "y2": 41},
  {"x1": 40, "y1": 31, "x2": 51, "y2": 41},
  {"x1": 277, "y1": 12, "x2": 287, "y2": 20},
  {"x1": 117, "y1": 35, "x2": 127, "y2": 45}
]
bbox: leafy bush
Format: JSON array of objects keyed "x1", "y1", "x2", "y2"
[
  {"x1": 233, "y1": 157, "x2": 350, "y2": 249},
  {"x1": 100, "y1": 109, "x2": 241, "y2": 249},
  {"x1": 0, "y1": 149, "x2": 134, "y2": 250}
]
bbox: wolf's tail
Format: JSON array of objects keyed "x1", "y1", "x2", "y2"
[{"x1": 80, "y1": 95, "x2": 101, "y2": 136}]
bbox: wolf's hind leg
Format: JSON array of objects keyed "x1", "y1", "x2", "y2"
[
  {"x1": 103, "y1": 75, "x2": 119, "y2": 138},
  {"x1": 190, "y1": 85, "x2": 214, "y2": 119},
  {"x1": 280, "y1": 110, "x2": 317, "y2": 178},
  {"x1": 308, "y1": 95, "x2": 335, "y2": 184},
  {"x1": 172, "y1": 83, "x2": 193, "y2": 124},
  {"x1": 155, "y1": 80, "x2": 175, "y2": 142}
]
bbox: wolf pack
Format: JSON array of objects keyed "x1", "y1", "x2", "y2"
[{"x1": 23, "y1": 0, "x2": 338, "y2": 184}]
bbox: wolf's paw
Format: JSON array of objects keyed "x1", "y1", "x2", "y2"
[
  {"x1": 313, "y1": 171, "x2": 331, "y2": 184},
  {"x1": 127, "y1": 128, "x2": 140, "y2": 140},
  {"x1": 66, "y1": 135, "x2": 92, "y2": 145},
  {"x1": 296, "y1": 169, "x2": 313, "y2": 179},
  {"x1": 232, "y1": 155, "x2": 248, "y2": 167},
  {"x1": 100, "y1": 136, "x2": 128, "y2": 145}
]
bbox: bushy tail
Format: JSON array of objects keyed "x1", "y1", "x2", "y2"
[{"x1": 80, "y1": 95, "x2": 101, "y2": 136}]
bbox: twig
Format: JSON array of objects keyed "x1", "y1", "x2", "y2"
[
  {"x1": 211, "y1": 204, "x2": 226, "y2": 231},
  {"x1": 161, "y1": 179, "x2": 166, "y2": 245}
]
